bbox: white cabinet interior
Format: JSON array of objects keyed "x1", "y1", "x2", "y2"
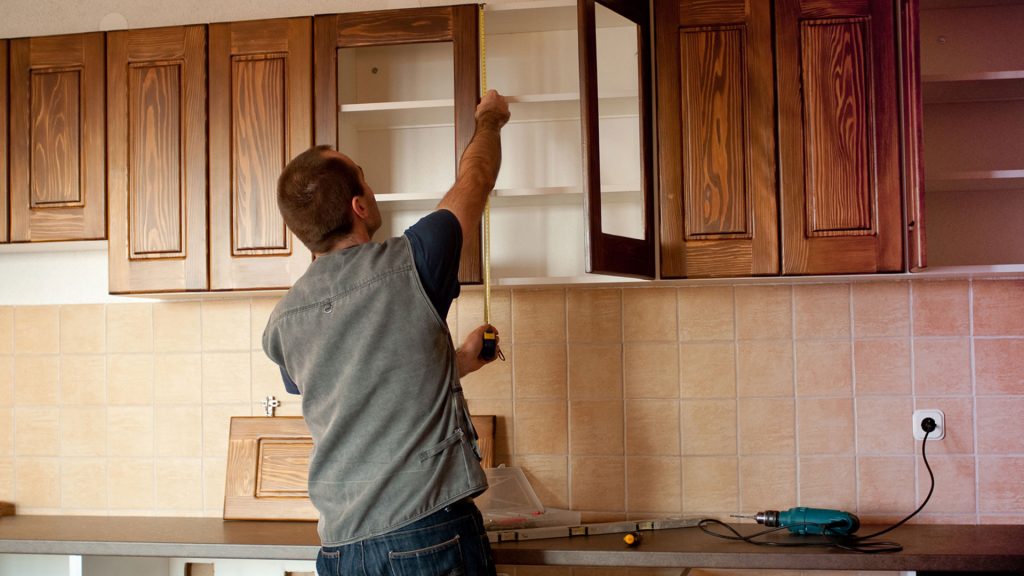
[
  {"x1": 920, "y1": 1, "x2": 1024, "y2": 268},
  {"x1": 338, "y1": 1, "x2": 647, "y2": 284}
]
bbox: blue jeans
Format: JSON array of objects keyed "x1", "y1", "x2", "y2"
[{"x1": 315, "y1": 498, "x2": 496, "y2": 576}]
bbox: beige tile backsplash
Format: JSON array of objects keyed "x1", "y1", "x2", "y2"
[{"x1": 0, "y1": 278, "x2": 1021, "y2": 526}]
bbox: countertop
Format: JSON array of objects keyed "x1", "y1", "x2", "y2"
[{"x1": 1, "y1": 516, "x2": 1022, "y2": 572}]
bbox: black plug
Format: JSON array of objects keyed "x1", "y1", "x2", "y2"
[{"x1": 921, "y1": 417, "x2": 937, "y2": 434}]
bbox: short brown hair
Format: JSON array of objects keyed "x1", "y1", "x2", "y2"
[{"x1": 277, "y1": 145, "x2": 365, "y2": 253}]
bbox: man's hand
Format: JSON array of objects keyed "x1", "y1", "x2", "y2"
[
  {"x1": 456, "y1": 324, "x2": 501, "y2": 377},
  {"x1": 476, "y1": 89, "x2": 510, "y2": 130}
]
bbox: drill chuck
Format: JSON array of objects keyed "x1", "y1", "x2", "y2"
[{"x1": 753, "y1": 507, "x2": 860, "y2": 536}]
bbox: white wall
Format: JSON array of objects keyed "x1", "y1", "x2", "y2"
[{"x1": 0, "y1": 244, "x2": 150, "y2": 305}]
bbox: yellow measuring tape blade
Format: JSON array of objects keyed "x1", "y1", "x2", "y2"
[{"x1": 480, "y1": 4, "x2": 492, "y2": 326}]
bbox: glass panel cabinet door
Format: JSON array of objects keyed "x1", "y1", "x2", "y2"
[{"x1": 578, "y1": 0, "x2": 656, "y2": 278}]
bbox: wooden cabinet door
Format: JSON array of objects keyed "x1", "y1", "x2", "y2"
[
  {"x1": 314, "y1": 6, "x2": 482, "y2": 284},
  {"x1": 578, "y1": 0, "x2": 656, "y2": 279},
  {"x1": 8, "y1": 33, "x2": 105, "y2": 243},
  {"x1": 1, "y1": 40, "x2": 7, "y2": 243},
  {"x1": 776, "y1": 0, "x2": 903, "y2": 274},
  {"x1": 209, "y1": 18, "x2": 313, "y2": 291},
  {"x1": 656, "y1": 0, "x2": 779, "y2": 278},
  {"x1": 107, "y1": 26, "x2": 208, "y2": 294}
]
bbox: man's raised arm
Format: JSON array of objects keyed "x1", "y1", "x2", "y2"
[{"x1": 437, "y1": 89, "x2": 510, "y2": 241}]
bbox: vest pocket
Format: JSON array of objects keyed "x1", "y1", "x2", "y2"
[{"x1": 418, "y1": 429, "x2": 464, "y2": 462}]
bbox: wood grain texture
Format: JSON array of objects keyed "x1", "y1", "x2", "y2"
[
  {"x1": 680, "y1": 26, "x2": 749, "y2": 237},
  {"x1": 453, "y1": 5, "x2": 482, "y2": 284},
  {"x1": 800, "y1": 18, "x2": 873, "y2": 235},
  {"x1": 657, "y1": 0, "x2": 777, "y2": 278},
  {"x1": 129, "y1": 63, "x2": 184, "y2": 257},
  {"x1": 9, "y1": 33, "x2": 105, "y2": 242},
  {"x1": 901, "y1": 0, "x2": 926, "y2": 271},
  {"x1": 224, "y1": 415, "x2": 495, "y2": 521},
  {"x1": 776, "y1": 0, "x2": 903, "y2": 275},
  {"x1": 678, "y1": 0, "x2": 749, "y2": 25},
  {"x1": 30, "y1": 69, "x2": 81, "y2": 206},
  {"x1": 315, "y1": 7, "x2": 482, "y2": 285},
  {"x1": 579, "y1": 0, "x2": 656, "y2": 278},
  {"x1": 0, "y1": 40, "x2": 8, "y2": 243},
  {"x1": 209, "y1": 18, "x2": 313, "y2": 291},
  {"x1": 107, "y1": 25, "x2": 207, "y2": 293},
  {"x1": 335, "y1": 7, "x2": 454, "y2": 48},
  {"x1": 313, "y1": 15, "x2": 339, "y2": 148},
  {"x1": 232, "y1": 56, "x2": 288, "y2": 252},
  {"x1": 256, "y1": 439, "x2": 314, "y2": 496}
]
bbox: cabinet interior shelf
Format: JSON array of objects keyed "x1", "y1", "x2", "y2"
[
  {"x1": 338, "y1": 92, "x2": 639, "y2": 128},
  {"x1": 491, "y1": 274, "x2": 645, "y2": 286},
  {"x1": 925, "y1": 170, "x2": 1024, "y2": 192},
  {"x1": 922, "y1": 71, "x2": 1024, "y2": 103},
  {"x1": 376, "y1": 185, "x2": 641, "y2": 208}
]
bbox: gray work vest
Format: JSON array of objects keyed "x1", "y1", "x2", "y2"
[{"x1": 262, "y1": 236, "x2": 487, "y2": 546}]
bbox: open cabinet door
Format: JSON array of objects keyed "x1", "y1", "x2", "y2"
[{"x1": 578, "y1": 0, "x2": 656, "y2": 278}]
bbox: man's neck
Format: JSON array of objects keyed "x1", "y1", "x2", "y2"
[{"x1": 317, "y1": 228, "x2": 373, "y2": 257}]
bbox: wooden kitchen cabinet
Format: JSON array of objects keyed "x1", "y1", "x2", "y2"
[
  {"x1": 8, "y1": 33, "x2": 106, "y2": 243},
  {"x1": 107, "y1": 25, "x2": 208, "y2": 294},
  {"x1": 657, "y1": 0, "x2": 904, "y2": 278},
  {"x1": 208, "y1": 18, "x2": 313, "y2": 291},
  {"x1": 314, "y1": 6, "x2": 482, "y2": 283}
]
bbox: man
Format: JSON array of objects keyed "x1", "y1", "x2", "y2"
[{"x1": 263, "y1": 90, "x2": 510, "y2": 575}]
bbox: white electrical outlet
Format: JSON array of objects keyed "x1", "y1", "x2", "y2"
[{"x1": 912, "y1": 409, "x2": 945, "y2": 440}]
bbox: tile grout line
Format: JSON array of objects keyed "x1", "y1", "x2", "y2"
[
  {"x1": 674, "y1": 287, "x2": 685, "y2": 518},
  {"x1": 618, "y1": 288, "x2": 629, "y2": 519},
  {"x1": 791, "y1": 285, "x2": 800, "y2": 507},
  {"x1": 850, "y1": 283, "x2": 861, "y2": 516},
  {"x1": 969, "y1": 279, "x2": 980, "y2": 524},
  {"x1": 909, "y1": 281, "x2": 921, "y2": 517},
  {"x1": 731, "y1": 285, "x2": 741, "y2": 514},
  {"x1": 561, "y1": 288, "x2": 572, "y2": 513},
  {"x1": 199, "y1": 301, "x2": 207, "y2": 514},
  {"x1": 150, "y1": 303, "x2": 157, "y2": 514}
]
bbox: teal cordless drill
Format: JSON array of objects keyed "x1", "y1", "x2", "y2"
[{"x1": 733, "y1": 507, "x2": 860, "y2": 536}]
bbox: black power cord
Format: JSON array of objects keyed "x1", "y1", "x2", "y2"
[{"x1": 699, "y1": 419, "x2": 937, "y2": 554}]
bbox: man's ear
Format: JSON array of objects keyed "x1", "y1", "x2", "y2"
[{"x1": 351, "y1": 195, "x2": 368, "y2": 220}]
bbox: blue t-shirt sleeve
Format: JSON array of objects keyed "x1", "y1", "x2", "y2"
[
  {"x1": 404, "y1": 209, "x2": 463, "y2": 319},
  {"x1": 280, "y1": 366, "x2": 300, "y2": 395}
]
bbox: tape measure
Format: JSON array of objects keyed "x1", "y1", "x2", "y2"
[
  {"x1": 479, "y1": 4, "x2": 492, "y2": 328},
  {"x1": 476, "y1": 5, "x2": 505, "y2": 363},
  {"x1": 480, "y1": 326, "x2": 498, "y2": 361}
]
